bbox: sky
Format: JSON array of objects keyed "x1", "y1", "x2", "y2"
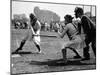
[{"x1": 12, "y1": 1, "x2": 96, "y2": 21}]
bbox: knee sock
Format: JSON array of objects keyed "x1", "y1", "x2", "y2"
[
  {"x1": 62, "y1": 48, "x2": 66, "y2": 59},
  {"x1": 16, "y1": 40, "x2": 26, "y2": 51},
  {"x1": 36, "y1": 44, "x2": 41, "y2": 52},
  {"x1": 69, "y1": 47, "x2": 81, "y2": 57}
]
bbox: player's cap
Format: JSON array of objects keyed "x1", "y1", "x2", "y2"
[
  {"x1": 29, "y1": 13, "x2": 36, "y2": 19},
  {"x1": 64, "y1": 14, "x2": 74, "y2": 20}
]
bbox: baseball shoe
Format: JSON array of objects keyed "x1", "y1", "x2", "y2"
[
  {"x1": 12, "y1": 48, "x2": 22, "y2": 54},
  {"x1": 35, "y1": 50, "x2": 42, "y2": 54},
  {"x1": 12, "y1": 51, "x2": 19, "y2": 54},
  {"x1": 15, "y1": 47, "x2": 22, "y2": 52},
  {"x1": 81, "y1": 57, "x2": 90, "y2": 60},
  {"x1": 73, "y1": 55, "x2": 82, "y2": 59},
  {"x1": 38, "y1": 51, "x2": 43, "y2": 54}
]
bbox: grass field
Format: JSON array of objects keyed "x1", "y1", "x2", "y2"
[{"x1": 11, "y1": 29, "x2": 96, "y2": 74}]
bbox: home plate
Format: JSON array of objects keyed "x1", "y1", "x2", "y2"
[{"x1": 11, "y1": 54, "x2": 21, "y2": 57}]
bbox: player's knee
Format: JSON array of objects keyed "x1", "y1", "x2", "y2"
[
  {"x1": 62, "y1": 44, "x2": 66, "y2": 49},
  {"x1": 22, "y1": 39, "x2": 26, "y2": 43},
  {"x1": 34, "y1": 42, "x2": 40, "y2": 46}
]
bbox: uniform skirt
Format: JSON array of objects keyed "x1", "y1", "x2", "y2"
[
  {"x1": 23, "y1": 29, "x2": 41, "y2": 45},
  {"x1": 62, "y1": 34, "x2": 86, "y2": 55}
]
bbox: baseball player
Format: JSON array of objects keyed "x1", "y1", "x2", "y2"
[
  {"x1": 57, "y1": 15, "x2": 86, "y2": 61},
  {"x1": 12, "y1": 13, "x2": 42, "y2": 54}
]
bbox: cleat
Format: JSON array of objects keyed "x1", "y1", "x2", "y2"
[
  {"x1": 12, "y1": 51, "x2": 19, "y2": 54},
  {"x1": 12, "y1": 48, "x2": 22, "y2": 54},
  {"x1": 15, "y1": 48, "x2": 22, "y2": 52},
  {"x1": 73, "y1": 56, "x2": 82, "y2": 59},
  {"x1": 38, "y1": 51, "x2": 42, "y2": 53},
  {"x1": 36, "y1": 51, "x2": 44, "y2": 54},
  {"x1": 81, "y1": 57, "x2": 90, "y2": 61}
]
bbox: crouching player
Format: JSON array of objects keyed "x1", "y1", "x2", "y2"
[
  {"x1": 12, "y1": 13, "x2": 42, "y2": 54},
  {"x1": 57, "y1": 15, "x2": 86, "y2": 61}
]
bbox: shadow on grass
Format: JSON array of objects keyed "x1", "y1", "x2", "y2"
[
  {"x1": 29, "y1": 59, "x2": 95, "y2": 66},
  {"x1": 12, "y1": 51, "x2": 33, "y2": 54},
  {"x1": 12, "y1": 51, "x2": 44, "y2": 56}
]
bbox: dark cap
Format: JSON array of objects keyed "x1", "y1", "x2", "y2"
[
  {"x1": 74, "y1": 7, "x2": 83, "y2": 14},
  {"x1": 64, "y1": 14, "x2": 73, "y2": 20},
  {"x1": 29, "y1": 13, "x2": 37, "y2": 21},
  {"x1": 29, "y1": 13, "x2": 36, "y2": 19}
]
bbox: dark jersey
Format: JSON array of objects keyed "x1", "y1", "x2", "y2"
[{"x1": 81, "y1": 15, "x2": 96, "y2": 37}]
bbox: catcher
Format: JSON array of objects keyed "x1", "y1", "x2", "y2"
[{"x1": 57, "y1": 14, "x2": 86, "y2": 60}]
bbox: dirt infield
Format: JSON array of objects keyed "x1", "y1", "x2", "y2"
[{"x1": 11, "y1": 29, "x2": 96, "y2": 74}]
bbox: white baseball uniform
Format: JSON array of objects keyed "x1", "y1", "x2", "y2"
[{"x1": 30, "y1": 20, "x2": 41, "y2": 45}]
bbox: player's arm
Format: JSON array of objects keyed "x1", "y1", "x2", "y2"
[
  {"x1": 57, "y1": 25, "x2": 68, "y2": 38},
  {"x1": 28, "y1": 21, "x2": 36, "y2": 35},
  {"x1": 35, "y1": 20, "x2": 41, "y2": 36}
]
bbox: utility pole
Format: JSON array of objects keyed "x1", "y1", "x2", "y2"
[{"x1": 90, "y1": 6, "x2": 92, "y2": 19}]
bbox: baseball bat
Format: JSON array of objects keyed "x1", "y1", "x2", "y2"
[
  {"x1": 33, "y1": 34, "x2": 57, "y2": 38},
  {"x1": 28, "y1": 22, "x2": 57, "y2": 38}
]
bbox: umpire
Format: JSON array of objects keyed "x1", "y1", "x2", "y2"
[{"x1": 74, "y1": 7, "x2": 96, "y2": 60}]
